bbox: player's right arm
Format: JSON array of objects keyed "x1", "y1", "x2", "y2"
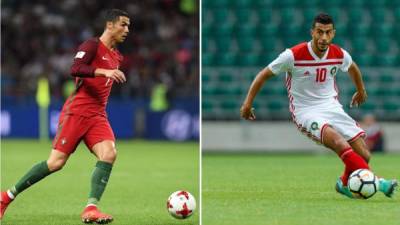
[
  {"x1": 70, "y1": 39, "x2": 126, "y2": 83},
  {"x1": 240, "y1": 49, "x2": 293, "y2": 120},
  {"x1": 240, "y1": 67, "x2": 274, "y2": 120}
]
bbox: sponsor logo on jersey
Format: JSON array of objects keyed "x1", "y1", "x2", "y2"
[
  {"x1": 311, "y1": 122, "x2": 319, "y2": 130},
  {"x1": 61, "y1": 138, "x2": 67, "y2": 145},
  {"x1": 330, "y1": 66, "x2": 337, "y2": 75},
  {"x1": 75, "y1": 51, "x2": 86, "y2": 59}
]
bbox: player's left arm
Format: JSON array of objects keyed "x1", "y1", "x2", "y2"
[{"x1": 347, "y1": 62, "x2": 367, "y2": 107}]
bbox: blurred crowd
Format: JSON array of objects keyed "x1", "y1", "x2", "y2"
[{"x1": 1, "y1": 0, "x2": 198, "y2": 102}]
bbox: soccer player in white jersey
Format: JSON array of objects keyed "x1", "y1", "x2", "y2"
[{"x1": 240, "y1": 13, "x2": 397, "y2": 198}]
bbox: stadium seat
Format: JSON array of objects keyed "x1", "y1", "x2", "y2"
[
  {"x1": 371, "y1": 24, "x2": 393, "y2": 38},
  {"x1": 321, "y1": 0, "x2": 342, "y2": 8},
  {"x1": 258, "y1": 24, "x2": 279, "y2": 37},
  {"x1": 215, "y1": 37, "x2": 233, "y2": 52},
  {"x1": 366, "y1": 0, "x2": 386, "y2": 8},
  {"x1": 202, "y1": 53, "x2": 215, "y2": 66},
  {"x1": 274, "y1": 0, "x2": 297, "y2": 8},
  {"x1": 235, "y1": 23, "x2": 257, "y2": 38},
  {"x1": 239, "y1": 53, "x2": 260, "y2": 66},
  {"x1": 220, "y1": 99, "x2": 239, "y2": 110},
  {"x1": 351, "y1": 37, "x2": 368, "y2": 53},
  {"x1": 303, "y1": 8, "x2": 319, "y2": 25},
  {"x1": 324, "y1": 7, "x2": 341, "y2": 22},
  {"x1": 383, "y1": 101, "x2": 399, "y2": 111},
  {"x1": 345, "y1": 0, "x2": 364, "y2": 8},
  {"x1": 255, "y1": 0, "x2": 274, "y2": 7},
  {"x1": 348, "y1": 23, "x2": 370, "y2": 37},
  {"x1": 281, "y1": 23, "x2": 302, "y2": 37},
  {"x1": 299, "y1": 0, "x2": 319, "y2": 8},
  {"x1": 280, "y1": 8, "x2": 296, "y2": 24},
  {"x1": 206, "y1": 0, "x2": 230, "y2": 8},
  {"x1": 257, "y1": 9, "x2": 273, "y2": 25},
  {"x1": 212, "y1": 9, "x2": 231, "y2": 25},
  {"x1": 218, "y1": 72, "x2": 234, "y2": 83},
  {"x1": 353, "y1": 53, "x2": 373, "y2": 66},
  {"x1": 217, "y1": 53, "x2": 237, "y2": 66},
  {"x1": 370, "y1": 8, "x2": 388, "y2": 23},
  {"x1": 347, "y1": 9, "x2": 367, "y2": 24},
  {"x1": 374, "y1": 38, "x2": 391, "y2": 53},
  {"x1": 237, "y1": 37, "x2": 257, "y2": 53},
  {"x1": 234, "y1": 9, "x2": 254, "y2": 24},
  {"x1": 214, "y1": 23, "x2": 234, "y2": 36},
  {"x1": 376, "y1": 54, "x2": 398, "y2": 67},
  {"x1": 232, "y1": 0, "x2": 253, "y2": 8}
]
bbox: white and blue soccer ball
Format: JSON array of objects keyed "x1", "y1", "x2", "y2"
[
  {"x1": 167, "y1": 190, "x2": 196, "y2": 219},
  {"x1": 348, "y1": 169, "x2": 379, "y2": 199}
]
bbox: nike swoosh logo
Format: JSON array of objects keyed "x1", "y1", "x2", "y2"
[
  {"x1": 102, "y1": 56, "x2": 109, "y2": 60},
  {"x1": 101, "y1": 178, "x2": 108, "y2": 184}
]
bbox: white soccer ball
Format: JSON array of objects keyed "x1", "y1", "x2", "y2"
[
  {"x1": 167, "y1": 190, "x2": 196, "y2": 219},
  {"x1": 348, "y1": 169, "x2": 379, "y2": 199}
]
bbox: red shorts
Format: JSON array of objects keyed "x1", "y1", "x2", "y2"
[{"x1": 52, "y1": 114, "x2": 115, "y2": 155}]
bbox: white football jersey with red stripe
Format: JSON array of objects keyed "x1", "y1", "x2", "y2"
[{"x1": 267, "y1": 41, "x2": 352, "y2": 112}]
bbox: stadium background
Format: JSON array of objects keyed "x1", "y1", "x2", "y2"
[
  {"x1": 202, "y1": 0, "x2": 400, "y2": 151},
  {"x1": 202, "y1": 1, "x2": 400, "y2": 225},
  {"x1": 1, "y1": 1, "x2": 199, "y2": 225},
  {"x1": 1, "y1": 0, "x2": 199, "y2": 141}
]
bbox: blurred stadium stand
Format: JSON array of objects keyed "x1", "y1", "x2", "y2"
[
  {"x1": 202, "y1": 0, "x2": 400, "y2": 121},
  {"x1": 1, "y1": 0, "x2": 199, "y2": 140},
  {"x1": 2, "y1": 0, "x2": 198, "y2": 101}
]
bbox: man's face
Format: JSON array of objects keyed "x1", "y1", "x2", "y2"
[
  {"x1": 311, "y1": 23, "x2": 335, "y2": 52},
  {"x1": 108, "y1": 16, "x2": 130, "y2": 43}
]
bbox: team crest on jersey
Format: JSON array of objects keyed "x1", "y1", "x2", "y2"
[
  {"x1": 61, "y1": 138, "x2": 67, "y2": 145},
  {"x1": 311, "y1": 122, "x2": 319, "y2": 130},
  {"x1": 330, "y1": 66, "x2": 337, "y2": 75}
]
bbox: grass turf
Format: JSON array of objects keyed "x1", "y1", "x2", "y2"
[
  {"x1": 202, "y1": 152, "x2": 400, "y2": 225},
  {"x1": 1, "y1": 139, "x2": 199, "y2": 225}
]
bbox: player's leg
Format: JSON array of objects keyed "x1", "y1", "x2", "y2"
[
  {"x1": 322, "y1": 126, "x2": 369, "y2": 185},
  {"x1": 88, "y1": 140, "x2": 116, "y2": 206},
  {"x1": 1, "y1": 150, "x2": 69, "y2": 219},
  {"x1": 349, "y1": 135, "x2": 370, "y2": 162},
  {"x1": 350, "y1": 138, "x2": 398, "y2": 197},
  {"x1": 81, "y1": 117, "x2": 116, "y2": 224}
]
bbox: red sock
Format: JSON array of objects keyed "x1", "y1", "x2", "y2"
[{"x1": 338, "y1": 147, "x2": 369, "y2": 186}]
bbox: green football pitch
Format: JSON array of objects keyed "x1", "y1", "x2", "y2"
[
  {"x1": 1, "y1": 140, "x2": 199, "y2": 225},
  {"x1": 202, "y1": 152, "x2": 400, "y2": 225}
]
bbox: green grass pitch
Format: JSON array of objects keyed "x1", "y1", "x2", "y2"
[
  {"x1": 202, "y1": 152, "x2": 400, "y2": 225},
  {"x1": 1, "y1": 140, "x2": 199, "y2": 225}
]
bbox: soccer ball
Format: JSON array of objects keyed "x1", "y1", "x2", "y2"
[
  {"x1": 167, "y1": 190, "x2": 196, "y2": 219},
  {"x1": 348, "y1": 169, "x2": 379, "y2": 199}
]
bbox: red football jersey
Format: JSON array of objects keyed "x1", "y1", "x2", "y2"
[{"x1": 61, "y1": 38, "x2": 123, "y2": 117}]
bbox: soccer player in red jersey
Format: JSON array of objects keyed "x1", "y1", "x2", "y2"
[
  {"x1": 1, "y1": 9, "x2": 130, "y2": 223},
  {"x1": 240, "y1": 13, "x2": 397, "y2": 198}
]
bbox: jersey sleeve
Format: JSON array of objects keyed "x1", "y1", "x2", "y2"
[
  {"x1": 70, "y1": 39, "x2": 99, "y2": 77},
  {"x1": 267, "y1": 49, "x2": 294, "y2": 75},
  {"x1": 339, "y1": 49, "x2": 353, "y2": 72}
]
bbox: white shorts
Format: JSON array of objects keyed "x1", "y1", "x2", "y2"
[{"x1": 292, "y1": 106, "x2": 365, "y2": 144}]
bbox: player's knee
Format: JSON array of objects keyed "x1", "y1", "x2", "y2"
[
  {"x1": 47, "y1": 158, "x2": 67, "y2": 172},
  {"x1": 332, "y1": 138, "x2": 349, "y2": 150},
  {"x1": 100, "y1": 148, "x2": 117, "y2": 163}
]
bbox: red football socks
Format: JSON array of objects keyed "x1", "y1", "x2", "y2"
[{"x1": 338, "y1": 147, "x2": 369, "y2": 186}]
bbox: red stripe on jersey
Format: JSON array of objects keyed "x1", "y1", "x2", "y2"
[
  {"x1": 290, "y1": 42, "x2": 314, "y2": 61},
  {"x1": 294, "y1": 61, "x2": 343, "y2": 67},
  {"x1": 290, "y1": 42, "x2": 345, "y2": 61},
  {"x1": 327, "y1": 44, "x2": 344, "y2": 59}
]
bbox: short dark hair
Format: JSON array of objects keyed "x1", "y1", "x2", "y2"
[
  {"x1": 312, "y1": 13, "x2": 334, "y2": 28},
  {"x1": 104, "y1": 9, "x2": 129, "y2": 24}
]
